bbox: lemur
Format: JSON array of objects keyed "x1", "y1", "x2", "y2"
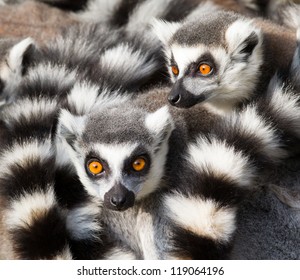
[
  {"x1": 1, "y1": 1, "x2": 299, "y2": 260},
  {"x1": 55, "y1": 42, "x2": 300, "y2": 259},
  {"x1": 2, "y1": 39, "x2": 300, "y2": 260},
  {"x1": 0, "y1": 19, "x2": 166, "y2": 259},
  {"x1": 56, "y1": 62, "x2": 300, "y2": 259},
  {"x1": 152, "y1": 9, "x2": 298, "y2": 113},
  {"x1": 0, "y1": 0, "x2": 261, "y2": 103}
]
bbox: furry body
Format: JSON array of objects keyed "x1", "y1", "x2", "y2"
[
  {"x1": 0, "y1": 19, "x2": 164, "y2": 259},
  {"x1": 57, "y1": 60, "x2": 300, "y2": 259}
]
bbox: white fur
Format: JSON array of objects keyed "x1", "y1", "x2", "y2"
[
  {"x1": 66, "y1": 202, "x2": 102, "y2": 240},
  {"x1": 283, "y1": 5, "x2": 300, "y2": 29},
  {"x1": 0, "y1": 38, "x2": 35, "y2": 101},
  {"x1": 67, "y1": 82, "x2": 100, "y2": 115},
  {"x1": 5, "y1": 188, "x2": 56, "y2": 230},
  {"x1": 145, "y1": 106, "x2": 174, "y2": 138},
  {"x1": 165, "y1": 194, "x2": 236, "y2": 242},
  {"x1": 237, "y1": 105, "x2": 287, "y2": 160},
  {"x1": 75, "y1": 0, "x2": 122, "y2": 22},
  {"x1": 137, "y1": 107, "x2": 174, "y2": 198},
  {"x1": 53, "y1": 246, "x2": 73, "y2": 260},
  {"x1": 225, "y1": 19, "x2": 262, "y2": 58},
  {"x1": 170, "y1": 44, "x2": 205, "y2": 81},
  {"x1": 126, "y1": 0, "x2": 173, "y2": 35},
  {"x1": 67, "y1": 82, "x2": 130, "y2": 116},
  {"x1": 151, "y1": 19, "x2": 182, "y2": 46},
  {"x1": 103, "y1": 247, "x2": 136, "y2": 260},
  {"x1": 0, "y1": 140, "x2": 54, "y2": 177},
  {"x1": 56, "y1": 110, "x2": 87, "y2": 180},
  {"x1": 7, "y1": 38, "x2": 34, "y2": 74},
  {"x1": 137, "y1": 212, "x2": 158, "y2": 259},
  {"x1": 27, "y1": 63, "x2": 77, "y2": 88},
  {"x1": 187, "y1": 136, "x2": 254, "y2": 187},
  {"x1": 269, "y1": 86, "x2": 300, "y2": 137},
  {"x1": 100, "y1": 43, "x2": 158, "y2": 82},
  {"x1": 58, "y1": 109, "x2": 87, "y2": 140},
  {"x1": 238, "y1": 0, "x2": 259, "y2": 10},
  {"x1": 3, "y1": 98, "x2": 57, "y2": 128}
]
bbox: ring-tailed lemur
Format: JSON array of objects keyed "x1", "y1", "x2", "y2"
[
  {"x1": 0, "y1": 17, "x2": 166, "y2": 259},
  {"x1": 56, "y1": 58, "x2": 300, "y2": 259},
  {"x1": 1, "y1": 2, "x2": 300, "y2": 260},
  {"x1": 2, "y1": 46, "x2": 300, "y2": 260},
  {"x1": 152, "y1": 9, "x2": 298, "y2": 113}
]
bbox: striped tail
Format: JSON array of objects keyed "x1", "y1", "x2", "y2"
[{"x1": 163, "y1": 72, "x2": 300, "y2": 259}]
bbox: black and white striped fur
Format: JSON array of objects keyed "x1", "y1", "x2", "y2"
[
  {"x1": 74, "y1": 0, "x2": 257, "y2": 25},
  {"x1": 57, "y1": 59, "x2": 300, "y2": 259},
  {"x1": 1, "y1": 0, "x2": 88, "y2": 11},
  {"x1": 0, "y1": 18, "x2": 166, "y2": 259}
]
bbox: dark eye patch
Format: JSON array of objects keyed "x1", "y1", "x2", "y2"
[
  {"x1": 0, "y1": 79, "x2": 5, "y2": 94},
  {"x1": 123, "y1": 146, "x2": 151, "y2": 176},
  {"x1": 187, "y1": 52, "x2": 218, "y2": 77},
  {"x1": 85, "y1": 151, "x2": 110, "y2": 179}
]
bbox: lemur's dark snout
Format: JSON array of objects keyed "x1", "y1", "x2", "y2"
[
  {"x1": 168, "y1": 90, "x2": 181, "y2": 105},
  {"x1": 169, "y1": 81, "x2": 205, "y2": 108},
  {"x1": 104, "y1": 183, "x2": 135, "y2": 211}
]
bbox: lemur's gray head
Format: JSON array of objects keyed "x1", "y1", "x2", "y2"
[
  {"x1": 57, "y1": 105, "x2": 174, "y2": 211},
  {"x1": 0, "y1": 37, "x2": 36, "y2": 104},
  {"x1": 152, "y1": 11, "x2": 263, "y2": 111}
]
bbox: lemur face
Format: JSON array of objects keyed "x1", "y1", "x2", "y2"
[
  {"x1": 153, "y1": 11, "x2": 263, "y2": 111},
  {"x1": 58, "y1": 105, "x2": 174, "y2": 211}
]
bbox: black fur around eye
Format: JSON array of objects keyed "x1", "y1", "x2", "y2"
[
  {"x1": 85, "y1": 157, "x2": 108, "y2": 178},
  {"x1": 0, "y1": 79, "x2": 5, "y2": 94}
]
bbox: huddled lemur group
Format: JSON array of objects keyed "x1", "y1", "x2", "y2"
[{"x1": 0, "y1": 0, "x2": 300, "y2": 260}]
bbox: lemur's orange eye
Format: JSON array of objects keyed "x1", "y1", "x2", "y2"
[
  {"x1": 171, "y1": 65, "x2": 179, "y2": 76},
  {"x1": 88, "y1": 160, "x2": 103, "y2": 175},
  {"x1": 132, "y1": 157, "x2": 146, "y2": 172},
  {"x1": 199, "y1": 64, "x2": 212, "y2": 75}
]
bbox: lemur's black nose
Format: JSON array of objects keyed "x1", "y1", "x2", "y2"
[
  {"x1": 168, "y1": 92, "x2": 181, "y2": 105},
  {"x1": 110, "y1": 195, "x2": 126, "y2": 207},
  {"x1": 104, "y1": 183, "x2": 135, "y2": 211}
]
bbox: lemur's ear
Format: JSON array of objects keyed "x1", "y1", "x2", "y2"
[
  {"x1": 7, "y1": 37, "x2": 36, "y2": 75},
  {"x1": 151, "y1": 19, "x2": 182, "y2": 45},
  {"x1": 145, "y1": 106, "x2": 174, "y2": 152},
  {"x1": 225, "y1": 19, "x2": 262, "y2": 61},
  {"x1": 57, "y1": 109, "x2": 86, "y2": 149}
]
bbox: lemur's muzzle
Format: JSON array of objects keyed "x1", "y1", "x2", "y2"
[
  {"x1": 168, "y1": 81, "x2": 206, "y2": 108},
  {"x1": 104, "y1": 183, "x2": 135, "y2": 211}
]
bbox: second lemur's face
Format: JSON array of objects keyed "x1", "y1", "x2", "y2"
[
  {"x1": 153, "y1": 11, "x2": 263, "y2": 111},
  {"x1": 58, "y1": 105, "x2": 174, "y2": 211}
]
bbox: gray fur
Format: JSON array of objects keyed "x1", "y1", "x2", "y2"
[
  {"x1": 172, "y1": 11, "x2": 239, "y2": 47},
  {"x1": 231, "y1": 158, "x2": 300, "y2": 259},
  {"x1": 83, "y1": 107, "x2": 154, "y2": 146}
]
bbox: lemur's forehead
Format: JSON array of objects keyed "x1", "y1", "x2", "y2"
[
  {"x1": 90, "y1": 142, "x2": 139, "y2": 163},
  {"x1": 82, "y1": 107, "x2": 153, "y2": 145},
  {"x1": 171, "y1": 11, "x2": 239, "y2": 47}
]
